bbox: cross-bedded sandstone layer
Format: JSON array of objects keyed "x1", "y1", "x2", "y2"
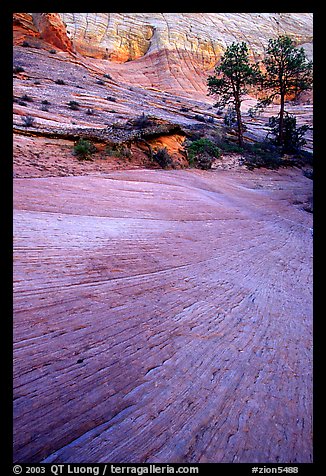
[
  {"x1": 14, "y1": 13, "x2": 313, "y2": 97},
  {"x1": 13, "y1": 168, "x2": 312, "y2": 463}
]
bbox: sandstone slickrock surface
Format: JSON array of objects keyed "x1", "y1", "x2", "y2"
[{"x1": 13, "y1": 168, "x2": 312, "y2": 463}]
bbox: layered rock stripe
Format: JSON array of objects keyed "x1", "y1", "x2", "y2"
[
  {"x1": 13, "y1": 168, "x2": 313, "y2": 463},
  {"x1": 14, "y1": 13, "x2": 313, "y2": 98}
]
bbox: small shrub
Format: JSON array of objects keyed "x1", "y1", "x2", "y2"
[
  {"x1": 133, "y1": 113, "x2": 152, "y2": 129},
  {"x1": 86, "y1": 108, "x2": 94, "y2": 115},
  {"x1": 55, "y1": 79, "x2": 65, "y2": 85},
  {"x1": 106, "y1": 144, "x2": 132, "y2": 159},
  {"x1": 22, "y1": 41, "x2": 30, "y2": 47},
  {"x1": 218, "y1": 142, "x2": 244, "y2": 154},
  {"x1": 103, "y1": 73, "x2": 112, "y2": 79},
  {"x1": 194, "y1": 114, "x2": 206, "y2": 122},
  {"x1": 186, "y1": 138, "x2": 220, "y2": 169},
  {"x1": 68, "y1": 100, "x2": 80, "y2": 110},
  {"x1": 34, "y1": 80, "x2": 41, "y2": 85},
  {"x1": 267, "y1": 113, "x2": 310, "y2": 153},
  {"x1": 243, "y1": 154, "x2": 283, "y2": 170},
  {"x1": 152, "y1": 147, "x2": 173, "y2": 168},
  {"x1": 106, "y1": 96, "x2": 116, "y2": 102},
  {"x1": 73, "y1": 139, "x2": 97, "y2": 160},
  {"x1": 18, "y1": 101, "x2": 27, "y2": 106},
  {"x1": 248, "y1": 107, "x2": 257, "y2": 118},
  {"x1": 302, "y1": 168, "x2": 313, "y2": 180},
  {"x1": 96, "y1": 79, "x2": 105, "y2": 85},
  {"x1": 180, "y1": 107, "x2": 189, "y2": 113},
  {"x1": 194, "y1": 152, "x2": 216, "y2": 170},
  {"x1": 22, "y1": 115, "x2": 35, "y2": 127},
  {"x1": 49, "y1": 49, "x2": 57, "y2": 54},
  {"x1": 241, "y1": 142, "x2": 283, "y2": 170},
  {"x1": 297, "y1": 149, "x2": 313, "y2": 165},
  {"x1": 21, "y1": 94, "x2": 33, "y2": 103},
  {"x1": 13, "y1": 65, "x2": 25, "y2": 74},
  {"x1": 42, "y1": 100, "x2": 50, "y2": 105}
]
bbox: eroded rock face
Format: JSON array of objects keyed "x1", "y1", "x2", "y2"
[
  {"x1": 57, "y1": 13, "x2": 313, "y2": 63},
  {"x1": 32, "y1": 13, "x2": 73, "y2": 52},
  {"x1": 13, "y1": 13, "x2": 40, "y2": 45},
  {"x1": 13, "y1": 12, "x2": 313, "y2": 108}
]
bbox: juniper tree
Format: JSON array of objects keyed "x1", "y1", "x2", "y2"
[
  {"x1": 258, "y1": 35, "x2": 313, "y2": 148},
  {"x1": 207, "y1": 42, "x2": 260, "y2": 147}
]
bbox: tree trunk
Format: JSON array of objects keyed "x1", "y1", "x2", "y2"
[
  {"x1": 235, "y1": 97, "x2": 244, "y2": 147},
  {"x1": 279, "y1": 91, "x2": 285, "y2": 147}
]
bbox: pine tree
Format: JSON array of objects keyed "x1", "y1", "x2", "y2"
[
  {"x1": 207, "y1": 42, "x2": 260, "y2": 147},
  {"x1": 259, "y1": 35, "x2": 313, "y2": 148}
]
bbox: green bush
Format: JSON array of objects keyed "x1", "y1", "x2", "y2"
[
  {"x1": 73, "y1": 139, "x2": 97, "y2": 160},
  {"x1": 186, "y1": 138, "x2": 220, "y2": 169},
  {"x1": 187, "y1": 138, "x2": 220, "y2": 159},
  {"x1": 152, "y1": 147, "x2": 173, "y2": 168},
  {"x1": 22, "y1": 115, "x2": 35, "y2": 127},
  {"x1": 241, "y1": 142, "x2": 283, "y2": 170},
  {"x1": 21, "y1": 94, "x2": 33, "y2": 102},
  {"x1": 68, "y1": 100, "x2": 80, "y2": 110},
  {"x1": 218, "y1": 142, "x2": 244, "y2": 154},
  {"x1": 133, "y1": 113, "x2": 152, "y2": 129},
  {"x1": 267, "y1": 113, "x2": 310, "y2": 153},
  {"x1": 13, "y1": 65, "x2": 25, "y2": 74},
  {"x1": 105, "y1": 144, "x2": 132, "y2": 159}
]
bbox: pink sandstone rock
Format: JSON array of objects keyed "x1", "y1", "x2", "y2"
[{"x1": 13, "y1": 168, "x2": 313, "y2": 463}]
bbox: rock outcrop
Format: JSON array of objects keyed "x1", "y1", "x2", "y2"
[
  {"x1": 32, "y1": 13, "x2": 73, "y2": 52},
  {"x1": 58, "y1": 13, "x2": 313, "y2": 97},
  {"x1": 14, "y1": 13, "x2": 313, "y2": 98},
  {"x1": 57, "y1": 13, "x2": 313, "y2": 62}
]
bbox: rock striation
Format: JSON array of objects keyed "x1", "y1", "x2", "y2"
[
  {"x1": 55, "y1": 13, "x2": 313, "y2": 97},
  {"x1": 13, "y1": 168, "x2": 313, "y2": 463},
  {"x1": 14, "y1": 13, "x2": 313, "y2": 97},
  {"x1": 58, "y1": 13, "x2": 313, "y2": 62},
  {"x1": 32, "y1": 13, "x2": 73, "y2": 52}
]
